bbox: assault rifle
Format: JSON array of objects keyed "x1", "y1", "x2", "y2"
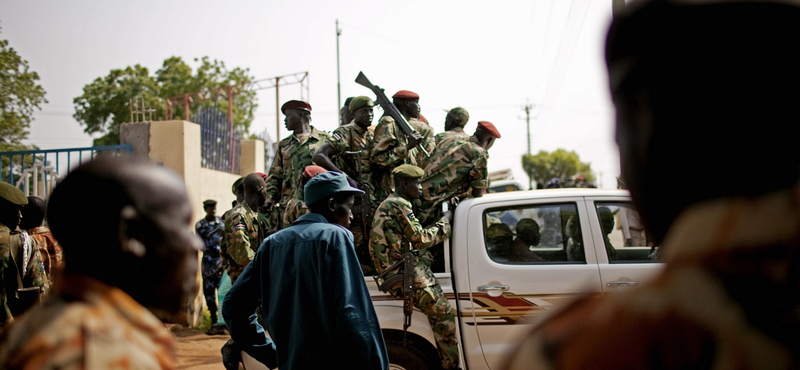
[
  {"x1": 355, "y1": 71, "x2": 429, "y2": 158},
  {"x1": 374, "y1": 249, "x2": 417, "y2": 346}
]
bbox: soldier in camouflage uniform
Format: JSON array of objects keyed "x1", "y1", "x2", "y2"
[
  {"x1": 417, "y1": 120, "x2": 501, "y2": 226},
  {"x1": 313, "y1": 95, "x2": 381, "y2": 275},
  {"x1": 263, "y1": 100, "x2": 330, "y2": 231},
  {"x1": 221, "y1": 173, "x2": 269, "y2": 284},
  {"x1": 369, "y1": 164, "x2": 459, "y2": 370},
  {"x1": 417, "y1": 107, "x2": 471, "y2": 170},
  {"x1": 372, "y1": 90, "x2": 436, "y2": 196},
  {"x1": 0, "y1": 183, "x2": 49, "y2": 332}
]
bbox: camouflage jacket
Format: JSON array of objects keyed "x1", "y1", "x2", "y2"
[
  {"x1": 28, "y1": 226, "x2": 60, "y2": 284},
  {"x1": 265, "y1": 126, "x2": 330, "y2": 227},
  {"x1": 0, "y1": 274, "x2": 177, "y2": 370},
  {"x1": 417, "y1": 130, "x2": 471, "y2": 170},
  {"x1": 329, "y1": 124, "x2": 385, "y2": 207},
  {"x1": 418, "y1": 137, "x2": 489, "y2": 224},
  {"x1": 371, "y1": 116, "x2": 435, "y2": 195},
  {"x1": 220, "y1": 203, "x2": 267, "y2": 282},
  {"x1": 369, "y1": 194, "x2": 450, "y2": 288},
  {"x1": 0, "y1": 224, "x2": 49, "y2": 327}
]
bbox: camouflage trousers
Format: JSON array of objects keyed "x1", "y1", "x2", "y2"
[{"x1": 415, "y1": 284, "x2": 459, "y2": 370}]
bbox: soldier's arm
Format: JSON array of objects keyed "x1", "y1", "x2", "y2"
[
  {"x1": 264, "y1": 143, "x2": 284, "y2": 205},
  {"x1": 312, "y1": 142, "x2": 344, "y2": 174},
  {"x1": 371, "y1": 117, "x2": 409, "y2": 168},
  {"x1": 396, "y1": 201, "x2": 451, "y2": 251},
  {"x1": 225, "y1": 214, "x2": 256, "y2": 267},
  {"x1": 469, "y1": 148, "x2": 490, "y2": 198}
]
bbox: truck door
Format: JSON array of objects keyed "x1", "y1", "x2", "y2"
[
  {"x1": 454, "y1": 197, "x2": 603, "y2": 370},
  {"x1": 586, "y1": 199, "x2": 664, "y2": 292}
]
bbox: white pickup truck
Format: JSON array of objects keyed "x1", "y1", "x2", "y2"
[{"x1": 370, "y1": 188, "x2": 664, "y2": 370}]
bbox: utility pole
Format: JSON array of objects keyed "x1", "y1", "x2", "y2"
[
  {"x1": 336, "y1": 19, "x2": 342, "y2": 113},
  {"x1": 246, "y1": 72, "x2": 310, "y2": 140},
  {"x1": 523, "y1": 101, "x2": 534, "y2": 190},
  {"x1": 524, "y1": 101, "x2": 533, "y2": 155}
]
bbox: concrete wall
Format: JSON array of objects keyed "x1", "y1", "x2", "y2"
[{"x1": 121, "y1": 120, "x2": 265, "y2": 327}]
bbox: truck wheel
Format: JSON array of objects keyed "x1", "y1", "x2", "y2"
[{"x1": 386, "y1": 338, "x2": 440, "y2": 370}]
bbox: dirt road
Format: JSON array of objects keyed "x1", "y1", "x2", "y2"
[{"x1": 171, "y1": 325, "x2": 230, "y2": 370}]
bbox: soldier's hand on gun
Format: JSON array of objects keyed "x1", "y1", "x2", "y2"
[
  {"x1": 261, "y1": 199, "x2": 275, "y2": 213},
  {"x1": 405, "y1": 131, "x2": 423, "y2": 150}
]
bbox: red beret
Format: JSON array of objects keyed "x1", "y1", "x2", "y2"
[
  {"x1": 477, "y1": 121, "x2": 501, "y2": 138},
  {"x1": 392, "y1": 90, "x2": 419, "y2": 100},
  {"x1": 281, "y1": 100, "x2": 312, "y2": 114},
  {"x1": 257, "y1": 172, "x2": 268, "y2": 180},
  {"x1": 303, "y1": 165, "x2": 328, "y2": 180}
]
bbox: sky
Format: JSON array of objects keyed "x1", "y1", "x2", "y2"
[{"x1": 1, "y1": 0, "x2": 620, "y2": 189}]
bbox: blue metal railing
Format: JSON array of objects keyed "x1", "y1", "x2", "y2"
[{"x1": 0, "y1": 145, "x2": 132, "y2": 197}]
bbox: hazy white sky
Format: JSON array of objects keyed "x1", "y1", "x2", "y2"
[{"x1": 1, "y1": 0, "x2": 619, "y2": 188}]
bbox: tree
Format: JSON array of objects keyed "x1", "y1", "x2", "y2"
[
  {"x1": 522, "y1": 149, "x2": 595, "y2": 189},
  {"x1": 0, "y1": 33, "x2": 47, "y2": 152},
  {"x1": 73, "y1": 56, "x2": 257, "y2": 145}
]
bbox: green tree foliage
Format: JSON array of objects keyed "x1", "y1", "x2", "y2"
[
  {"x1": 0, "y1": 34, "x2": 47, "y2": 152},
  {"x1": 522, "y1": 149, "x2": 595, "y2": 189},
  {"x1": 74, "y1": 56, "x2": 257, "y2": 145}
]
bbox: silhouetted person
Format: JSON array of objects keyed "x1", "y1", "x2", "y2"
[
  {"x1": 504, "y1": 1, "x2": 800, "y2": 368},
  {"x1": 0, "y1": 156, "x2": 201, "y2": 369}
]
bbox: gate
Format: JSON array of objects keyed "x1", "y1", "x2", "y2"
[
  {"x1": 192, "y1": 104, "x2": 241, "y2": 174},
  {"x1": 0, "y1": 145, "x2": 132, "y2": 198}
]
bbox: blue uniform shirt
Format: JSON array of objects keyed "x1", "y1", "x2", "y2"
[{"x1": 223, "y1": 212, "x2": 388, "y2": 370}]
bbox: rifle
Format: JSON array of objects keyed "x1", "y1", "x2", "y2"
[
  {"x1": 374, "y1": 249, "x2": 417, "y2": 346},
  {"x1": 355, "y1": 71, "x2": 430, "y2": 158}
]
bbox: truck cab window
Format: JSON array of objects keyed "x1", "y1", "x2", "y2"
[
  {"x1": 484, "y1": 203, "x2": 584, "y2": 264},
  {"x1": 594, "y1": 202, "x2": 660, "y2": 263}
]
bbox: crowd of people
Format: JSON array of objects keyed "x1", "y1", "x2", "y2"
[
  {"x1": 205, "y1": 91, "x2": 501, "y2": 370},
  {"x1": 2, "y1": 0, "x2": 799, "y2": 368}
]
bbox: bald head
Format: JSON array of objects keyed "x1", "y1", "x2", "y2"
[
  {"x1": 242, "y1": 172, "x2": 267, "y2": 211},
  {"x1": 47, "y1": 156, "x2": 199, "y2": 313}
]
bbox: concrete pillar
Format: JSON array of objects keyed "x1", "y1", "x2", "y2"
[
  {"x1": 146, "y1": 120, "x2": 205, "y2": 327},
  {"x1": 239, "y1": 139, "x2": 265, "y2": 176}
]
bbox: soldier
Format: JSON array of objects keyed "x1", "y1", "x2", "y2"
[
  {"x1": 0, "y1": 156, "x2": 200, "y2": 369},
  {"x1": 262, "y1": 100, "x2": 330, "y2": 231},
  {"x1": 339, "y1": 96, "x2": 355, "y2": 126},
  {"x1": 417, "y1": 120, "x2": 501, "y2": 226},
  {"x1": 220, "y1": 173, "x2": 268, "y2": 284},
  {"x1": 313, "y1": 95, "x2": 380, "y2": 274},
  {"x1": 20, "y1": 195, "x2": 61, "y2": 283},
  {"x1": 371, "y1": 90, "x2": 435, "y2": 196},
  {"x1": 370, "y1": 164, "x2": 458, "y2": 370},
  {"x1": 195, "y1": 199, "x2": 227, "y2": 335},
  {"x1": 280, "y1": 165, "x2": 328, "y2": 227},
  {"x1": 0, "y1": 183, "x2": 49, "y2": 332},
  {"x1": 219, "y1": 173, "x2": 269, "y2": 369},
  {"x1": 417, "y1": 107, "x2": 471, "y2": 170}
]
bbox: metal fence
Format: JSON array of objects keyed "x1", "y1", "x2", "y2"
[
  {"x1": 0, "y1": 145, "x2": 132, "y2": 198},
  {"x1": 193, "y1": 105, "x2": 241, "y2": 174}
]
